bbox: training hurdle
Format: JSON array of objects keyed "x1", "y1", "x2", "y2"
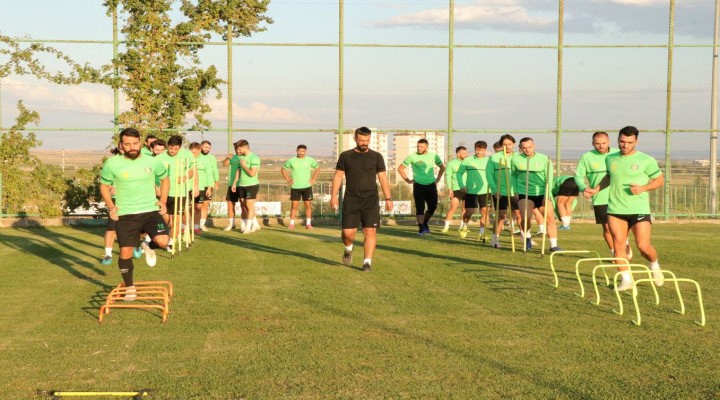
[
  {"x1": 99, "y1": 281, "x2": 174, "y2": 323},
  {"x1": 39, "y1": 389, "x2": 151, "y2": 399},
  {"x1": 548, "y1": 250, "x2": 601, "y2": 288},
  {"x1": 591, "y1": 264, "x2": 658, "y2": 316},
  {"x1": 630, "y1": 271, "x2": 706, "y2": 327},
  {"x1": 574, "y1": 257, "x2": 629, "y2": 298}
]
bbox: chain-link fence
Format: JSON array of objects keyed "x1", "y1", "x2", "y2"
[{"x1": 1, "y1": 0, "x2": 719, "y2": 219}]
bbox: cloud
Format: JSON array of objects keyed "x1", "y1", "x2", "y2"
[
  {"x1": 1, "y1": 77, "x2": 129, "y2": 114},
  {"x1": 206, "y1": 97, "x2": 315, "y2": 126}
]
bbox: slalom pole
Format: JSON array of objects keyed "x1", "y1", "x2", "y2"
[
  {"x1": 481, "y1": 182, "x2": 491, "y2": 243},
  {"x1": 190, "y1": 157, "x2": 196, "y2": 246},
  {"x1": 183, "y1": 157, "x2": 190, "y2": 250},
  {"x1": 541, "y1": 159, "x2": 551, "y2": 259},
  {"x1": 523, "y1": 155, "x2": 530, "y2": 255},
  {"x1": 177, "y1": 157, "x2": 184, "y2": 253},
  {"x1": 502, "y1": 152, "x2": 515, "y2": 253},
  {"x1": 492, "y1": 161, "x2": 502, "y2": 239},
  {"x1": 172, "y1": 157, "x2": 180, "y2": 258}
]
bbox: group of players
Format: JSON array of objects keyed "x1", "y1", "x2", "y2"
[{"x1": 101, "y1": 125, "x2": 664, "y2": 299}]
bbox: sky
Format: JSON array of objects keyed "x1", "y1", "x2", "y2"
[{"x1": 0, "y1": 0, "x2": 719, "y2": 159}]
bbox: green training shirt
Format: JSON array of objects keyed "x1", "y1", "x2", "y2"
[
  {"x1": 207, "y1": 154, "x2": 219, "y2": 187},
  {"x1": 401, "y1": 151, "x2": 443, "y2": 185},
  {"x1": 486, "y1": 152, "x2": 515, "y2": 196},
  {"x1": 100, "y1": 154, "x2": 167, "y2": 216},
  {"x1": 283, "y1": 156, "x2": 319, "y2": 189},
  {"x1": 510, "y1": 152, "x2": 553, "y2": 196},
  {"x1": 193, "y1": 154, "x2": 213, "y2": 190},
  {"x1": 141, "y1": 147, "x2": 153, "y2": 156},
  {"x1": 458, "y1": 155, "x2": 489, "y2": 195},
  {"x1": 157, "y1": 149, "x2": 194, "y2": 197},
  {"x1": 228, "y1": 155, "x2": 240, "y2": 187},
  {"x1": 606, "y1": 151, "x2": 662, "y2": 215},
  {"x1": 445, "y1": 158, "x2": 464, "y2": 191},
  {"x1": 574, "y1": 148, "x2": 619, "y2": 206},
  {"x1": 236, "y1": 152, "x2": 261, "y2": 187}
]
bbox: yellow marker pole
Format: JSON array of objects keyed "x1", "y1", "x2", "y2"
[
  {"x1": 172, "y1": 157, "x2": 180, "y2": 258},
  {"x1": 177, "y1": 157, "x2": 184, "y2": 253},
  {"x1": 502, "y1": 153, "x2": 515, "y2": 253},
  {"x1": 183, "y1": 157, "x2": 191, "y2": 249},
  {"x1": 492, "y1": 161, "x2": 501, "y2": 239},
  {"x1": 190, "y1": 157, "x2": 197, "y2": 245},
  {"x1": 522, "y1": 156, "x2": 530, "y2": 255},
  {"x1": 540, "y1": 159, "x2": 551, "y2": 258}
]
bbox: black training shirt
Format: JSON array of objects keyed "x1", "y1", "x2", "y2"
[{"x1": 336, "y1": 149, "x2": 386, "y2": 198}]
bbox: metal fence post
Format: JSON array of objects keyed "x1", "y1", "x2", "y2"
[
  {"x1": 664, "y1": 0, "x2": 676, "y2": 219},
  {"x1": 555, "y1": 0, "x2": 564, "y2": 173},
  {"x1": 447, "y1": 0, "x2": 454, "y2": 161},
  {"x1": 710, "y1": 0, "x2": 719, "y2": 215}
]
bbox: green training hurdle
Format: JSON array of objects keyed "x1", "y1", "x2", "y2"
[
  {"x1": 591, "y1": 264, "x2": 658, "y2": 316},
  {"x1": 574, "y1": 257, "x2": 629, "y2": 298},
  {"x1": 548, "y1": 250, "x2": 600, "y2": 288},
  {"x1": 631, "y1": 271, "x2": 706, "y2": 327}
]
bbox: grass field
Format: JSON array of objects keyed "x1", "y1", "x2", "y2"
[{"x1": 1, "y1": 223, "x2": 719, "y2": 399}]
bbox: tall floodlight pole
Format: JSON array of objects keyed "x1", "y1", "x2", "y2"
[
  {"x1": 663, "y1": 0, "x2": 676, "y2": 219},
  {"x1": 338, "y1": 0, "x2": 345, "y2": 157},
  {"x1": 113, "y1": 6, "x2": 119, "y2": 137},
  {"x1": 710, "y1": 0, "x2": 719, "y2": 215},
  {"x1": 447, "y1": 0, "x2": 455, "y2": 161},
  {"x1": 227, "y1": 24, "x2": 233, "y2": 153}
]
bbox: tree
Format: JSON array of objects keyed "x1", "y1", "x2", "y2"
[{"x1": 103, "y1": 0, "x2": 272, "y2": 138}]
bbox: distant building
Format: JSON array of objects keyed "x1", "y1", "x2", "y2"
[
  {"x1": 392, "y1": 131, "x2": 446, "y2": 185},
  {"x1": 333, "y1": 128, "x2": 389, "y2": 163}
]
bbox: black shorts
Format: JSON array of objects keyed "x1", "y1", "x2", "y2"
[
  {"x1": 194, "y1": 190, "x2": 206, "y2": 204},
  {"x1": 116, "y1": 211, "x2": 168, "y2": 248},
  {"x1": 105, "y1": 217, "x2": 117, "y2": 232},
  {"x1": 518, "y1": 194, "x2": 546, "y2": 210},
  {"x1": 225, "y1": 186, "x2": 239, "y2": 203},
  {"x1": 496, "y1": 194, "x2": 519, "y2": 211},
  {"x1": 608, "y1": 213, "x2": 652, "y2": 228},
  {"x1": 290, "y1": 187, "x2": 313, "y2": 201},
  {"x1": 342, "y1": 195, "x2": 380, "y2": 229},
  {"x1": 452, "y1": 190, "x2": 465, "y2": 201},
  {"x1": 594, "y1": 204, "x2": 609, "y2": 224},
  {"x1": 466, "y1": 193, "x2": 492, "y2": 209},
  {"x1": 557, "y1": 178, "x2": 580, "y2": 197},
  {"x1": 205, "y1": 190, "x2": 213, "y2": 201},
  {"x1": 237, "y1": 185, "x2": 259, "y2": 200},
  {"x1": 167, "y1": 196, "x2": 189, "y2": 215}
]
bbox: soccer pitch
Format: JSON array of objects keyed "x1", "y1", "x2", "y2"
[{"x1": 1, "y1": 223, "x2": 718, "y2": 399}]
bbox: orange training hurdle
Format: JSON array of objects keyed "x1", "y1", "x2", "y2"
[{"x1": 99, "y1": 281, "x2": 174, "y2": 323}]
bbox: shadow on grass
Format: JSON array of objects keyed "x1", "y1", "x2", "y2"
[
  {"x1": 303, "y1": 297, "x2": 592, "y2": 399},
  {"x1": 3, "y1": 226, "x2": 111, "y2": 288},
  {"x1": 82, "y1": 287, "x2": 167, "y2": 322}
]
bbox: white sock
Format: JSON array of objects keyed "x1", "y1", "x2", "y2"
[
  {"x1": 194, "y1": 224, "x2": 199, "y2": 229},
  {"x1": 549, "y1": 238, "x2": 558, "y2": 247},
  {"x1": 252, "y1": 218, "x2": 259, "y2": 228},
  {"x1": 492, "y1": 234, "x2": 498, "y2": 243},
  {"x1": 144, "y1": 235, "x2": 151, "y2": 244},
  {"x1": 538, "y1": 224, "x2": 546, "y2": 233},
  {"x1": 290, "y1": 219, "x2": 296, "y2": 225},
  {"x1": 363, "y1": 258, "x2": 372, "y2": 265},
  {"x1": 479, "y1": 227, "x2": 485, "y2": 234},
  {"x1": 650, "y1": 260, "x2": 660, "y2": 270},
  {"x1": 306, "y1": 218, "x2": 311, "y2": 225},
  {"x1": 561, "y1": 216, "x2": 571, "y2": 227},
  {"x1": 242, "y1": 219, "x2": 248, "y2": 229},
  {"x1": 168, "y1": 238, "x2": 174, "y2": 246},
  {"x1": 626, "y1": 238, "x2": 630, "y2": 246},
  {"x1": 610, "y1": 249, "x2": 615, "y2": 257},
  {"x1": 345, "y1": 244, "x2": 353, "y2": 252},
  {"x1": 200, "y1": 218, "x2": 206, "y2": 227},
  {"x1": 444, "y1": 220, "x2": 450, "y2": 228},
  {"x1": 621, "y1": 271, "x2": 632, "y2": 282},
  {"x1": 104, "y1": 247, "x2": 113, "y2": 257}
]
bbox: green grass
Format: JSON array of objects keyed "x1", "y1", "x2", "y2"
[{"x1": 1, "y1": 223, "x2": 719, "y2": 399}]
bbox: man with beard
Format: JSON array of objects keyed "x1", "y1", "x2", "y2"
[
  {"x1": 100, "y1": 128, "x2": 170, "y2": 300},
  {"x1": 156, "y1": 135, "x2": 196, "y2": 251},
  {"x1": 199, "y1": 140, "x2": 219, "y2": 231},
  {"x1": 397, "y1": 139, "x2": 446, "y2": 236}
]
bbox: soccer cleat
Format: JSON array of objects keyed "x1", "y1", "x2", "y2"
[
  {"x1": 200, "y1": 225, "x2": 208, "y2": 232},
  {"x1": 123, "y1": 286, "x2": 137, "y2": 302},
  {"x1": 534, "y1": 230, "x2": 545, "y2": 237},
  {"x1": 441, "y1": 225, "x2": 450, "y2": 233},
  {"x1": 288, "y1": 223, "x2": 295, "y2": 229},
  {"x1": 193, "y1": 228, "x2": 202, "y2": 235},
  {"x1": 651, "y1": 269, "x2": 664, "y2": 287},
  {"x1": 132, "y1": 247, "x2": 143, "y2": 259},
  {"x1": 479, "y1": 234, "x2": 489, "y2": 243},
  {"x1": 166, "y1": 243, "x2": 173, "y2": 253},
  {"x1": 305, "y1": 224, "x2": 313, "y2": 229},
  {"x1": 558, "y1": 226, "x2": 571, "y2": 231},
  {"x1": 342, "y1": 249, "x2": 353, "y2": 265},
  {"x1": 362, "y1": 262, "x2": 371, "y2": 272},
  {"x1": 417, "y1": 231, "x2": 426, "y2": 236},
  {"x1": 615, "y1": 280, "x2": 634, "y2": 292},
  {"x1": 626, "y1": 244, "x2": 634, "y2": 260},
  {"x1": 525, "y1": 238, "x2": 533, "y2": 250},
  {"x1": 422, "y1": 226, "x2": 431, "y2": 235},
  {"x1": 493, "y1": 243, "x2": 502, "y2": 249},
  {"x1": 459, "y1": 226, "x2": 468, "y2": 238},
  {"x1": 101, "y1": 255, "x2": 113, "y2": 265},
  {"x1": 251, "y1": 221, "x2": 261, "y2": 232},
  {"x1": 550, "y1": 246, "x2": 563, "y2": 252},
  {"x1": 223, "y1": 223, "x2": 235, "y2": 231},
  {"x1": 142, "y1": 242, "x2": 156, "y2": 267},
  {"x1": 513, "y1": 228, "x2": 522, "y2": 234}
]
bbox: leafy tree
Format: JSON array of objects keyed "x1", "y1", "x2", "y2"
[{"x1": 103, "y1": 0, "x2": 272, "y2": 138}]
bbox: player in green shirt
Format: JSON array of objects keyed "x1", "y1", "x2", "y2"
[
  {"x1": 442, "y1": 146, "x2": 468, "y2": 233},
  {"x1": 511, "y1": 137, "x2": 561, "y2": 252},
  {"x1": 156, "y1": 135, "x2": 196, "y2": 250},
  {"x1": 574, "y1": 131, "x2": 632, "y2": 258},
  {"x1": 99, "y1": 128, "x2": 170, "y2": 300},
  {"x1": 231, "y1": 139, "x2": 262, "y2": 234},
  {"x1": 282, "y1": 144, "x2": 321, "y2": 229},
  {"x1": 458, "y1": 141, "x2": 491, "y2": 242},
  {"x1": 398, "y1": 138, "x2": 446, "y2": 235},
  {"x1": 199, "y1": 140, "x2": 220, "y2": 231},
  {"x1": 222, "y1": 141, "x2": 244, "y2": 231},
  {"x1": 486, "y1": 134, "x2": 523, "y2": 248},
  {"x1": 552, "y1": 175, "x2": 579, "y2": 230},
  {"x1": 140, "y1": 134, "x2": 157, "y2": 157},
  {"x1": 190, "y1": 142, "x2": 213, "y2": 234},
  {"x1": 601, "y1": 126, "x2": 664, "y2": 291}
]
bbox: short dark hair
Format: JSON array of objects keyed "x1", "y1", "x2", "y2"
[
  {"x1": 417, "y1": 139, "x2": 429, "y2": 145},
  {"x1": 151, "y1": 139, "x2": 166, "y2": 148},
  {"x1": 474, "y1": 141, "x2": 487, "y2": 149},
  {"x1": 592, "y1": 131, "x2": 609, "y2": 140},
  {"x1": 619, "y1": 126, "x2": 639, "y2": 138},
  {"x1": 111, "y1": 147, "x2": 122, "y2": 155},
  {"x1": 119, "y1": 127, "x2": 141, "y2": 140},
  {"x1": 355, "y1": 127, "x2": 371, "y2": 136},
  {"x1": 455, "y1": 146, "x2": 466, "y2": 153},
  {"x1": 499, "y1": 134, "x2": 516, "y2": 144},
  {"x1": 493, "y1": 141, "x2": 502, "y2": 150},
  {"x1": 201, "y1": 140, "x2": 211, "y2": 146},
  {"x1": 145, "y1": 134, "x2": 158, "y2": 142},
  {"x1": 236, "y1": 139, "x2": 249, "y2": 148},
  {"x1": 519, "y1": 137, "x2": 533, "y2": 145},
  {"x1": 297, "y1": 144, "x2": 307, "y2": 150},
  {"x1": 168, "y1": 135, "x2": 183, "y2": 147},
  {"x1": 189, "y1": 142, "x2": 201, "y2": 150}
]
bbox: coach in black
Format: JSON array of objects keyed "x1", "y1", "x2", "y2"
[{"x1": 331, "y1": 127, "x2": 393, "y2": 271}]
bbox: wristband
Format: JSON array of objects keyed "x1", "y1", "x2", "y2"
[{"x1": 385, "y1": 198, "x2": 392, "y2": 201}]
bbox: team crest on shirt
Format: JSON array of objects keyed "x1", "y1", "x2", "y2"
[
  {"x1": 591, "y1": 162, "x2": 599, "y2": 169},
  {"x1": 535, "y1": 162, "x2": 542, "y2": 168},
  {"x1": 631, "y1": 164, "x2": 639, "y2": 170},
  {"x1": 145, "y1": 167, "x2": 152, "y2": 173}
]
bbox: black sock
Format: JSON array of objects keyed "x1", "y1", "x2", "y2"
[
  {"x1": 149, "y1": 240, "x2": 162, "y2": 250},
  {"x1": 118, "y1": 258, "x2": 134, "y2": 287},
  {"x1": 418, "y1": 223, "x2": 424, "y2": 232}
]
